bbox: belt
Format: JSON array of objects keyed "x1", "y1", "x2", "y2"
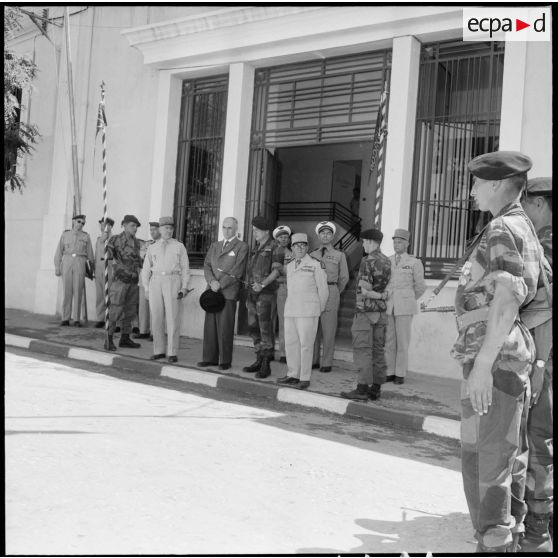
[
  {"x1": 154, "y1": 271, "x2": 181, "y2": 276},
  {"x1": 68, "y1": 253, "x2": 86, "y2": 257},
  {"x1": 456, "y1": 307, "x2": 489, "y2": 332},
  {"x1": 327, "y1": 282, "x2": 338, "y2": 286}
]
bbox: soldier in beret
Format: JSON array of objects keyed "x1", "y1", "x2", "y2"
[
  {"x1": 520, "y1": 177, "x2": 553, "y2": 552},
  {"x1": 242, "y1": 216, "x2": 283, "y2": 378},
  {"x1": 340, "y1": 228, "x2": 391, "y2": 401},
  {"x1": 94, "y1": 217, "x2": 115, "y2": 328},
  {"x1": 54, "y1": 214, "x2": 95, "y2": 326},
  {"x1": 104, "y1": 214, "x2": 142, "y2": 351},
  {"x1": 452, "y1": 151, "x2": 545, "y2": 552}
]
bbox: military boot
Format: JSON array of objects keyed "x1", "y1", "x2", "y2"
[
  {"x1": 243, "y1": 352, "x2": 263, "y2": 373},
  {"x1": 340, "y1": 383, "x2": 369, "y2": 401},
  {"x1": 368, "y1": 383, "x2": 382, "y2": 401},
  {"x1": 256, "y1": 355, "x2": 272, "y2": 378},
  {"x1": 104, "y1": 335, "x2": 117, "y2": 351},
  {"x1": 520, "y1": 512, "x2": 553, "y2": 553},
  {"x1": 119, "y1": 334, "x2": 141, "y2": 348}
]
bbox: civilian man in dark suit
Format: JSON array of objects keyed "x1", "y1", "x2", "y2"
[{"x1": 198, "y1": 217, "x2": 249, "y2": 370}]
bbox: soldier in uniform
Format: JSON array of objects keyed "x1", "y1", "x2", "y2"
[
  {"x1": 520, "y1": 176, "x2": 553, "y2": 552},
  {"x1": 272, "y1": 225, "x2": 293, "y2": 363},
  {"x1": 94, "y1": 217, "x2": 114, "y2": 328},
  {"x1": 198, "y1": 217, "x2": 248, "y2": 370},
  {"x1": 277, "y1": 233, "x2": 328, "y2": 389},
  {"x1": 242, "y1": 216, "x2": 283, "y2": 379},
  {"x1": 385, "y1": 229, "x2": 426, "y2": 384},
  {"x1": 134, "y1": 221, "x2": 161, "y2": 340},
  {"x1": 104, "y1": 215, "x2": 143, "y2": 351},
  {"x1": 452, "y1": 151, "x2": 541, "y2": 552},
  {"x1": 340, "y1": 228, "x2": 391, "y2": 401},
  {"x1": 141, "y1": 216, "x2": 191, "y2": 363},
  {"x1": 54, "y1": 214, "x2": 95, "y2": 327},
  {"x1": 310, "y1": 221, "x2": 349, "y2": 372}
]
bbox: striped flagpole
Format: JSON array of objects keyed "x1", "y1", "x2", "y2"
[
  {"x1": 369, "y1": 82, "x2": 389, "y2": 228},
  {"x1": 96, "y1": 82, "x2": 109, "y2": 332}
]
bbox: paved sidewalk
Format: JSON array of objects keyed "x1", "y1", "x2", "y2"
[{"x1": 5, "y1": 308, "x2": 462, "y2": 439}]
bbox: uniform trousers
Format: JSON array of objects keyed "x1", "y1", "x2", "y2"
[
  {"x1": 351, "y1": 311, "x2": 387, "y2": 385},
  {"x1": 385, "y1": 314, "x2": 413, "y2": 378},
  {"x1": 107, "y1": 280, "x2": 138, "y2": 335},
  {"x1": 94, "y1": 262, "x2": 112, "y2": 321},
  {"x1": 202, "y1": 299, "x2": 237, "y2": 365},
  {"x1": 313, "y1": 284, "x2": 340, "y2": 367},
  {"x1": 246, "y1": 291, "x2": 276, "y2": 357},
  {"x1": 137, "y1": 283, "x2": 150, "y2": 334},
  {"x1": 460, "y1": 361, "x2": 530, "y2": 547},
  {"x1": 285, "y1": 316, "x2": 319, "y2": 382},
  {"x1": 61, "y1": 255, "x2": 86, "y2": 321},
  {"x1": 149, "y1": 274, "x2": 182, "y2": 357},
  {"x1": 276, "y1": 284, "x2": 288, "y2": 358}
]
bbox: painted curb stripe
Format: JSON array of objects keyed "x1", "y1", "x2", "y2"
[
  {"x1": 277, "y1": 388, "x2": 350, "y2": 415},
  {"x1": 5, "y1": 334, "x2": 32, "y2": 348},
  {"x1": 423, "y1": 415, "x2": 460, "y2": 440},
  {"x1": 112, "y1": 356, "x2": 163, "y2": 377},
  {"x1": 28, "y1": 340, "x2": 69, "y2": 357},
  {"x1": 346, "y1": 401, "x2": 425, "y2": 431},
  {"x1": 68, "y1": 347, "x2": 114, "y2": 366},
  {"x1": 161, "y1": 366, "x2": 219, "y2": 387},
  {"x1": 217, "y1": 376, "x2": 278, "y2": 398}
]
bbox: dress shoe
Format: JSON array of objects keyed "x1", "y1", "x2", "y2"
[
  {"x1": 219, "y1": 363, "x2": 231, "y2": 371},
  {"x1": 385, "y1": 375, "x2": 395, "y2": 382},
  {"x1": 74, "y1": 321, "x2": 82, "y2": 327},
  {"x1": 133, "y1": 333, "x2": 151, "y2": 339},
  {"x1": 197, "y1": 361, "x2": 218, "y2": 367},
  {"x1": 60, "y1": 320, "x2": 70, "y2": 326},
  {"x1": 319, "y1": 366, "x2": 332, "y2": 373},
  {"x1": 394, "y1": 376, "x2": 405, "y2": 385},
  {"x1": 150, "y1": 354, "x2": 166, "y2": 360},
  {"x1": 341, "y1": 384, "x2": 369, "y2": 401},
  {"x1": 168, "y1": 356, "x2": 178, "y2": 363},
  {"x1": 279, "y1": 356, "x2": 287, "y2": 364},
  {"x1": 311, "y1": 362, "x2": 320, "y2": 369},
  {"x1": 115, "y1": 326, "x2": 121, "y2": 333},
  {"x1": 119, "y1": 335, "x2": 141, "y2": 348},
  {"x1": 95, "y1": 321, "x2": 105, "y2": 328},
  {"x1": 277, "y1": 375, "x2": 294, "y2": 384},
  {"x1": 296, "y1": 381, "x2": 310, "y2": 390}
]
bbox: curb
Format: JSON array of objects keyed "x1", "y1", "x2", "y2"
[{"x1": 5, "y1": 333, "x2": 460, "y2": 440}]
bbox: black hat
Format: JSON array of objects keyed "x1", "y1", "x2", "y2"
[
  {"x1": 121, "y1": 214, "x2": 141, "y2": 226},
  {"x1": 468, "y1": 151, "x2": 532, "y2": 180},
  {"x1": 360, "y1": 228, "x2": 383, "y2": 242},
  {"x1": 99, "y1": 217, "x2": 115, "y2": 227},
  {"x1": 199, "y1": 290, "x2": 226, "y2": 313},
  {"x1": 252, "y1": 216, "x2": 270, "y2": 231},
  {"x1": 526, "y1": 177, "x2": 552, "y2": 196},
  {"x1": 73, "y1": 214, "x2": 86, "y2": 221}
]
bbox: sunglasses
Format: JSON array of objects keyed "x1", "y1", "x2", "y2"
[{"x1": 76, "y1": 220, "x2": 85, "y2": 224}]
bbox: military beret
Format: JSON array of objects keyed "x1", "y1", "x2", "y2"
[
  {"x1": 199, "y1": 289, "x2": 226, "y2": 313},
  {"x1": 291, "y1": 233, "x2": 308, "y2": 245},
  {"x1": 122, "y1": 214, "x2": 141, "y2": 226},
  {"x1": 252, "y1": 216, "x2": 270, "y2": 231},
  {"x1": 73, "y1": 214, "x2": 86, "y2": 221},
  {"x1": 315, "y1": 221, "x2": 336, "y2": 235},
  {"x1": 361, "y1": 228, "x2": 383, "y2": 242},
  {"x1": 99, "y1": 217, "x2": 115, "y2": 227},
  {"x1": 273, "y1": 225, "x2": 291, "y2": 239},
  {"x1": 468, "y1": 151, "x2": 532, "y2": 180},
  {"x1": 159, "y1": 216, "x2": 174, "y2": 226},
  {"x1": 392, "y1": 228, "x2": 410, "y2": 242},
  {"x1": 526, "y1": 177, "x2": 552, "y2": 196},
  {"x1": 149, "y1": 221, "x2": 160, "y2": 228}
]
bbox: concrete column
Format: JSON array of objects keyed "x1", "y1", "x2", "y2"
[
  {"x1": 219, "y1": 63, "x2": 255, "y2": 240},
  {"x1": 380, "y1": 35, "x2": 421, "y2": 240},
  {"x1": 498, "y1": 42, "x2": 527, "y2": 152}
]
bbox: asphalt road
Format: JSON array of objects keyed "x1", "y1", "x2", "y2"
[{"x1": 5, "y1": 348, "x2": 474, "y2": 555}]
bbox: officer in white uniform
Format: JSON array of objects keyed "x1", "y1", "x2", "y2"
[
  {"x1": 310, "y1": 221, "x2": 349, "y2": 372},
  {"x1": 94, "y1": 217, "x2": 114, "y2": 327},
  {"x1": 54, "y1": 214, "x2": 95, "y2": 326},
  {"x1": 385, "y1": 228, "x2": 426, "y2": 384},
  {"x1": 141, "y1": 216, "x2": 191, "y2": 363},
  {"x1": 277, "y1": 233, "x2": 329, "y2": 390}
]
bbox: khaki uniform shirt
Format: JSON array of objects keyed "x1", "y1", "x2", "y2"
[
  {"x1": 309, "y1": 244, "x2": 349, "y2": 292},
  {"x1": 385, "y1": 253, "x2": 426, "y2": 315},
  {"x1": 54, "y1": 229, "x2": 94, "y2": 273},
  {"x1": 142, "y1": 238, "x2": 190, "y2": 291}
]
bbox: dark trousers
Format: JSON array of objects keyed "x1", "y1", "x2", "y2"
[
  {"x1": 202, "y1": 299, "x2": 237, "y2": 365},
  {"x1": 246, "y1": 291, "x2": 276, "y2": 357},
  {"x1": 351, "y1": 312, "x2": 387, "y2": 386},
  {"x1": 107, "y1": 280, "x2": 139, "y2": 335}
]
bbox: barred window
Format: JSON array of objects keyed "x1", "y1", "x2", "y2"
[
  {"x1": 174, "y1": 75, "x2": 228, "y2": 268},
  {"x1": 409, "y1": 41, "x2": 504, "y2": 279}
]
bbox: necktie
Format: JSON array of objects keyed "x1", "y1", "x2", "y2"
[
  {"x1": 395, "y1": 254, "x2": 401, "y2": 266},
  {"x1": 321, "y1": 246, "x2": 326, "y2": 258},
  {"x1": 223, "y1": 240, "x2": 229, "y2": 252}
]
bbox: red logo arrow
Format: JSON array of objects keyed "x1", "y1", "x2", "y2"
[{"x1": 516, "y1": 18, "x2": 530, "y2": 31}]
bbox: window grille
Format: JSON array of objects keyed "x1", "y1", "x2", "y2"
[
  {"x1": 174, "y1": 75, "x2": 228, "y2": 268},
  {"x1": 409, "y1": 40, "x2": 504, "y2": 279}
]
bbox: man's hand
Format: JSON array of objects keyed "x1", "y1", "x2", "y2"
[
  {"x1": 210, "y1": 280, "x2": 221, "y2": 292},
  {"x1": 177, "y1": 288, "x2": 194, "y2": 300},
  {"x1": 530, "y1": 361, "x2": 545, "y2": 407},
  {"x1": 466, "y1": 358, "x2": 493, "y2": 415},
  {"x1": 252, "y1": 282, "x2": 263, "y2": 293}
]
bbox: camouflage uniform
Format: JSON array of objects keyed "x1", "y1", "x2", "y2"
[
  {"x1": 352, "y1": 247, "x2": 391, "y2": 386},
  {"x1": 246, "y1": 237, "x2": 283, "y2": 357},
  {"x1": 451, "y1": 202, "x2": 540, "y2": 548},
  {"x1": 106, "y1": 231, "x2": 142, "y2": 336}
]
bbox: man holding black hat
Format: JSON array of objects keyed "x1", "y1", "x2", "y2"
[
  {"x1": 242, "y1": 216, "x2": 283, "y2": 378},
  {"x1": 104, "y1": 214, "x2": 142, "y2": 351},
  {"x1": 384, "y1": 228, "x2": 426, "y2": 384},
  {"x1": 94, "y1": 217, "x2": 115, "y2": 327},
  {"x1": 452, "y1": 151, "x2": 544, "y2": 552},
  {"x1": 341, "y1": 228, "x2": 391, "y2": 402},
  {"x1": 54, "y1": 214, "x2": 95, "y2": 326},
  {"x1": 198, "y1": 217, "x2": 248, "y2": 370},
  {"x1": 142, "y1": 216, "x2": 190, "y2": 363}
]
